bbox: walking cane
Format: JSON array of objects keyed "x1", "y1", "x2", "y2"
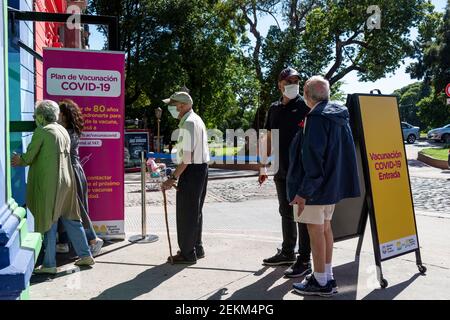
[{"x1": 162, "y1": 189, "x2": 174, "y2": 264}]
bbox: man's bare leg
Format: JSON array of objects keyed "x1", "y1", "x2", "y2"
[
  {"x1": 307, "y1": 223, "x2": 326, "y2": 273},
  {"x1": 324, "y1": 220, "x2": 333, "y2": 265}
]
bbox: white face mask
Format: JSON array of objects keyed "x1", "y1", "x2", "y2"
[
  {"x1": 283, "y1": 84, "x2": 299, "y2": 100},
  {"x1": 168, "y1": 105, "x2": 180, "y2": 119}
]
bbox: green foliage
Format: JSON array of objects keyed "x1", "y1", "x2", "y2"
[
  {"x1": 405, "y1": 0, "x2": 450, "y2": 130},
  {"x1": 408, "y1": 0, "x2": 449, "y2": 93},
  {"x1": 393, "y1": 82, "x2": 430, "y2": 128},
  {"x1": 90, "y1": 0, "x2": 257, "y2": 138},
  {"x1": 416, "y1": 90, "x2": 449, "y2": 130},
  {"x1": 90, "y1": 0, "x2": 439, "y2": 132},
  {"x1": 240, "y1": 0, "x2": 431, "y2": 128},
  {"x1": 394, "y1": 82, "x2": 449, "y2": 131}
]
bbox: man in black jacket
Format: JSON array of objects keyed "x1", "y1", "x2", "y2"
[{"x1": 259, "y1": 67, "x2": 312, "y2": 278}]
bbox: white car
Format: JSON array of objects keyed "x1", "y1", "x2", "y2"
[
  {"x1": 427, "y1": 124, "x2": 450, "y2": 143},
  {"x1": 401, "y1": 122, "x2": 420, "y2": 144}
]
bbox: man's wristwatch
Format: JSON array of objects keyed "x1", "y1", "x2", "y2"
[{"x1": 169, "y1": 174, "x2": 178, "y2": 181}]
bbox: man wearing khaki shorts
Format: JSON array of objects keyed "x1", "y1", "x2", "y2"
[
  {"x1": 295, "y1": 205, "x2": 335, "y2": 225},
  {"x1": 287, "y1": 76, "x2": 360, "y2": 297}
]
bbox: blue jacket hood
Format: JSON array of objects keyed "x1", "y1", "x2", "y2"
[
  {"x1": 286, "y1": 100, "x2": 361, "y2": 205},
  {"x1": 309, "y1": 100, "x2": 349, "y2": 126}
]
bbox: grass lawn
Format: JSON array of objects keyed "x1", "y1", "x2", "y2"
[
  {"x1": 420, "y1": 148, "x2": 449, "y2": 161},
  {"x1": 209, "y1": 146, "x2": 242, "y2": 156}
]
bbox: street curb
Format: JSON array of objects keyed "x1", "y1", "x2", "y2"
[
  {"x1": 417, "y1": 152, "x2": 449, "y2": 170},
  {"x1": 415, "y1": 210, "x2": 450, "y2": 219}
]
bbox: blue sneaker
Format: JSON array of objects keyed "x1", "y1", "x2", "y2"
[
  {"x1": 302, "y1": 274, "x2": 338, "y2": 294},
  {"x1": 302, "y1": 273, "x2": 338, "y2": 294},
  {"x1": 293, "y1": 274, "x2": 333, "y2": 297}
]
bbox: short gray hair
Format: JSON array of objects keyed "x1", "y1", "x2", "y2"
[
  {"x1": 35, "y1": 100, "x2": 59, "y2": 123},
  {"x1": 304, "y1": 75, "x2": 330, "y2": 102}
]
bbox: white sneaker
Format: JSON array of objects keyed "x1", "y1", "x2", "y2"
[
  {"x1": 56, "y1": 243, "x2": 69, "y2": 254},
  {"x1": 90, "y1": 238, "x2": 104, "y2": 257}
]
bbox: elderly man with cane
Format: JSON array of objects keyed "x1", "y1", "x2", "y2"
[{"x1": 161, "y1": 91, "x2": 210, "y2": 264}]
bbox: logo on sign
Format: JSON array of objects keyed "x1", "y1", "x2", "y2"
[{"x1": 446, "y1": 83, "x2": 450, "y2": 98}]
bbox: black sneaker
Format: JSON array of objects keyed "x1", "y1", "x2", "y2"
[
  {"x1": 329, "y1": 279, "x2": 338, "y2": 294},
  {"x1": 284, "y1": 259, "x2": 312, "y2": 278},
  {"x1": 293, "y1": 275, "x2": 333, "y2": 297},
  {"x1": 263, "y1": 250, "x2": 296, "y2": 266},
  {"x1": 196, "y1": 247, "x2": 205, "y2": 259}
]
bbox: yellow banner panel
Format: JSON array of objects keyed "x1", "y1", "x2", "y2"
[{"x1": 358, "y1": 96, "x2": 418, "y2": 259}]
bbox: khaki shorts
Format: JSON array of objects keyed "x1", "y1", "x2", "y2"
[{"x1": 294, "y1": 204, "x2": 336, "y2": 225}]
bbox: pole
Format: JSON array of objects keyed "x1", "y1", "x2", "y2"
[
  {"x1": 141, "y1": 150, "x2": 147, "y2": 236},
  {"x1": 128, "y1": 151, "x2": 159, "y2": 243},
  {"x1": 157, "y1": 119, "x2": 161, "y2": 155},
  {"x1": 163, "y1": 189, "x2": 173, "y2": 264}
]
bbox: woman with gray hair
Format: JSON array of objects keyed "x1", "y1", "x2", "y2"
[{"x1": 12, "y1": 100, "x2": 95, "y2": 274}]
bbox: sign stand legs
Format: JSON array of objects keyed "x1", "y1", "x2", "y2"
[
  {"x1": 355, "y1": 223, "x2": 365, "y2": 260},
  {"x1": 355, "y1": 201, "x2": 370, "y2": 260},
  {"x1": 415, "y1": 250, "x2": 427, "y2": 274}
]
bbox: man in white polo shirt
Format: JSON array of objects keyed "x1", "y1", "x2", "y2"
[{"x1": 161, "y1": 91, "x2": 210, "y2": 264}]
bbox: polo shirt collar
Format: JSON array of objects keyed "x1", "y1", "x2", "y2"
[{"x1": 179, "y1": 109, "x2": 193, "y2": 127}]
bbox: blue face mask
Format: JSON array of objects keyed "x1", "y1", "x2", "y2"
[{"x1": 168, "y1": 105, "x2": 180, "y2": 119}]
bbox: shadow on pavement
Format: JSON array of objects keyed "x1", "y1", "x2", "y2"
[
  {"x1": 408, "y1": 159, "x2": 430, "y2": 168},
  {"x1": 31, "y1": 240, "x2": 134, "y2": 285},
  {"x1": 361, "y1": 273, "x2": 422, "y2": 300},
  {"x1": 206, "y1": 266, "x2": 295, "y2": 300},
  {"x1": 205, "y1": 259, "x2": 363, "y2": 300},
  {"x1": 298, "y1": 260, "x2": 361, "y2": 300},
  {"x1": 88, "y1": 260, "x2": 260, "y2": 300},
  {"x1": 91, "y1": 262, "x2": 187, "y2": 300}
]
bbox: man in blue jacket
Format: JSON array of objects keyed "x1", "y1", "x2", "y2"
[{"x1": 288, "y1": 76, "x2": 360, "y2": 297}]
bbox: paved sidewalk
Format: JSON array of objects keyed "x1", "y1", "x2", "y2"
[{"x1": 29, "y1": 199, "x2": 450, "y2": 300}]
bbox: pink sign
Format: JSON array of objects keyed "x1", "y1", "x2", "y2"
[{"x1": 43, "y1": 48, "x2": 125, "y2": 239}]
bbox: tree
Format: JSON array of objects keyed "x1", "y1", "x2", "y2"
[
  {"x1": 408, "y1": 0, "x2": 449, "y2": 94},
  {"x1": 89, "y1": 0, "x2": 259, "y2": 139},
  {"x1": 407, "y1": 0, "x2": 450, "y2": 129},
  {"x1": 235, "y1": 0, "x2": 433, "y2": 128},
  {"x1": 393, "y1": 82, "x2": 430, "y2": 128}
]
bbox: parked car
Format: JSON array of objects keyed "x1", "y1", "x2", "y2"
[
  {"x1": 401, "y1": 122, "x2": 420, "y2": 144},
  {"x1": 427, "y1": 124, "x2": 450, "y2": 143}
]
